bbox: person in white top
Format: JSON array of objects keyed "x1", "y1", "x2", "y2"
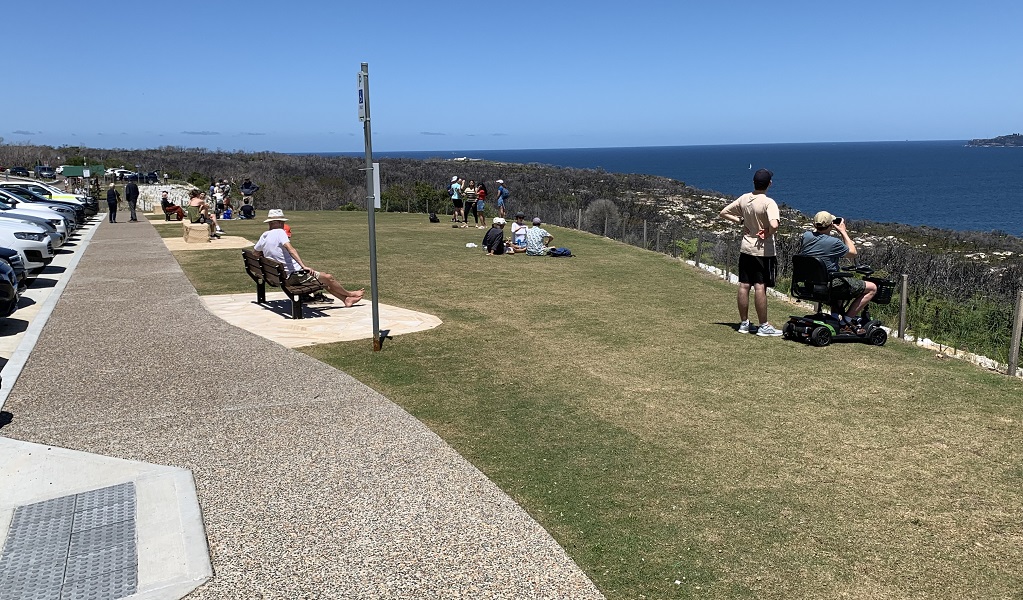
[
  {"x1": 253, "y1": 209, "x2": 365, "y2": 307},
  {"x1": 509, "y1": 212, "x2": 529, "y2": 253}
]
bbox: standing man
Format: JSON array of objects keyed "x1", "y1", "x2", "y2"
[
  {"x1": 448, "y1": 176, "x2": 463, "y2": 223},
  {"x1": 495, "y1": 179, "x2": 510, "y2": 219},
  {"x1": 124, "y1": 179, "x2": 140, "y2": 222},
  {"x1": 718, "y1": 168, "x2": 782, "y2": 336},
  {"x1": 106, "y1": 183, "x2": 120, "y2": 224},
  {"x1": 240, "y1": 178, "x2": 260, "y2": 210}
]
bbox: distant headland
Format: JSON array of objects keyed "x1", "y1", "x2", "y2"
[{"x1": 967, "y1": 133, "x2": 1023, "y2": 147}]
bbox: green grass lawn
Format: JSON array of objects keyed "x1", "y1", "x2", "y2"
[{"x1": 163, "y1": 211, "x2": 1023, "y2": 599}]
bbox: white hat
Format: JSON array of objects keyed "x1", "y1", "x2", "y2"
[
  {"x1": 496, "y1": 179, "x2": 504, "y2": 184},
  {"x1": 492, "y1": 217, "x2": 506, "y2": 225},
  {"x1": 264, "y1": 209, "x2": 288, "y2": 222},
  {"x1": 451, "y1": 176, "x2": 458, "y2": 182}
]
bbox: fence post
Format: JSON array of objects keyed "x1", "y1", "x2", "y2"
[
  {"x1": 620, "y1": 219, "x2": 626, "y2": 242},
  {"x1": 898, "y1": 274, "x2": 908, "y2": 339},
  {"x1": 603, "y1": 215, "x2": 608, "y2": 237},
  {"x1": 695, "y1": 237, "x2": 703, "y2": 268},
  {"x1": 1008, "y1": 289, "x2": 1023, "y2": 377},
  {"x1": 655, "y1": 228, "x2": 660, "y2": 253},
  {"x1": 643, "y1": 220, "x2": 647, "y2": 249},
  {"x1": 577, "y1": 208, "x2": 582, "y2": 230}
]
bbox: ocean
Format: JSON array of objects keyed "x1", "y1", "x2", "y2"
[{"x1": 328, "y1": 141, "x2": 1023, "y2": 236}]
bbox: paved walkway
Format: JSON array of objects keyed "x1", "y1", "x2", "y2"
[{"x1": 0, "y1": 219, "x2": 603, "y2": 598}]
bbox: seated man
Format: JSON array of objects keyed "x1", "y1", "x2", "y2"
[
  {"x1": 160, "y1": 191, "x2": 185, "y2": 221},
  {"x1": 186, "y1": 189, "x2": 223, "y2": 239},
  {"x1": 798, "y1": 211, "x2": 877, "y2": 328},
  {"x1": 509, "y1": 212, "x2": 529, "y2": 253},
  {"x1": 482, "y1": 218, "x2": 507, "y2": 255},
  {"x1": 525, "y1": 217, "x2": 553, "y2": 256},
  {"x1": 240, "y1": 198, "x2": 256, "y2": 219},
  {"x1": 253, "y1": 209, "x2": 365, "y2": 307}
]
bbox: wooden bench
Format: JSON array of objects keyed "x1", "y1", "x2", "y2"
[{"x1": 242, "y1": 249, "x2": 325, "y2": 319}]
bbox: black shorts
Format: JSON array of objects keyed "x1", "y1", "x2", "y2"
[
  {"x1": 451, "y1": 198, "x2": 464, "y2": 209},
  {"x1": 738, "y1": 253, "x2": 777, "y2": 287}
]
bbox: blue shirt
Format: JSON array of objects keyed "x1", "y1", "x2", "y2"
[
  {"x1": 798, "y1": 230, "x2": 848, "y2": 272},
  {"x1": 497, "y1": 185, "x2": 509, "y2": 204}
]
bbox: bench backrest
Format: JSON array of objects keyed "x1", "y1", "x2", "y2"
[
  {"x1": 259, "y1": 256, "x2": 287, "y2": 288},
  {"x1": 241, "y1": 249, "x2": 264, "y2": 283}
]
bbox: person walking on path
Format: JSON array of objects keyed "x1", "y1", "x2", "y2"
[
  {"x1": 718, "y1": 168, "x2": 782, "y2": 336},
  {"x1": 253, "y1": 209, "x2": 365, "y2": 307},
  {"x1": 106, "y1": 183, "x2": 121, "y2": 223},
  {"x1": 124, "y1": 180, "x2": 140, "y2": 222}
]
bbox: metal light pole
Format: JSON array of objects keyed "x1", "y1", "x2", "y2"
[{"x1": 359, "y1": 63, "x2": 381, "y2": 350}]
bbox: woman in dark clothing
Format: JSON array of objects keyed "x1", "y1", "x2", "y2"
[{"x1": 106, "y1": 183, "x2": 120, "y2": 223}]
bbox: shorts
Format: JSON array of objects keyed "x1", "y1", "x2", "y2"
[
  {"x1": 286, "y1": 269, "x2": 321, "y2": 287},
  {"x1": 737, "y1": 253, "x2": 777, "y2": 287},
  {"x1": 477, "y1": 201, "x2": 484, "y2": 210},
  {"x1": 451, "y1": 198, "x2": 463, "y2": 209},
  {"x1": 829, "y1": 276, "x2": 866, "y2": 300}
]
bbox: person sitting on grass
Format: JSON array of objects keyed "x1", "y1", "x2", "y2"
[
  {"x1": 253, "y1": 209, "x2": 365, "y2": 307},
  {"x1": 482, "y1": 218, "x2": 507, "y2": 255},
  {"x1": 160, "y1": 191, "x2": 185, "y2": 221},
  {"x1": 186, "y1": 189, "x2": 223, "y2": 239},
  {"x1": 525, "y1": 217, "x2": 553, "y2": 256},
  {"x1": 798, "y1": 210, "x2": 878, "y2": 333},
  {"x1": 510, "y1": 212, "x2": 529, "y2": 253},
  {"x1": 240, "y1": 198, "x2": 256, "y2": 219}
]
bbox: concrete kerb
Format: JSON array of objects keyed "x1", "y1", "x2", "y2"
[{"x1": 0, "y1": 217, "x2": 103, "y2": 411}]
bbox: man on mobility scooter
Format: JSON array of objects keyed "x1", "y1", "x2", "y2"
[{"x1": 783, "y1": 211, "x2": 894, "y2": 347}]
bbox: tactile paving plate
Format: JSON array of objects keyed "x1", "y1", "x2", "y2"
[{"x1": 0, "y1": 483, "x2": 138, "y2": 600}]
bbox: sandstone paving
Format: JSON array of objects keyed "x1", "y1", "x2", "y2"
[{"x1": 0, "y1": 218, "x2": 604, "y2": 599}]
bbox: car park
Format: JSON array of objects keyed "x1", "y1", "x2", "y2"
[
  {"x1": 4, "y1": 179, "x2": 98, "y2": 215},
  {"x1": 123, "y1": 171, "x2": 159, "y2": 184},
  {"x1": 9, "y1": 166, "x2": 30, "y2": 177}
]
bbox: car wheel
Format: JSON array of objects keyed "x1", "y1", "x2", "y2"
[{"x1": 810, "y1": 326, "x2": 832, "y2": 347}]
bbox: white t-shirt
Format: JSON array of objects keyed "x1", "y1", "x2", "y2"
[
  {"x1": 254, "y1": 228, "x2": 301, "y2": 274},
  {"x1": 511, "y1": 222, "x2": 528, "y2": 245}
]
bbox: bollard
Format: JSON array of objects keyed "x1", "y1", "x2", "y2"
[{"x1": 898, "y1": 274, "x2": 908, "y2": 339}]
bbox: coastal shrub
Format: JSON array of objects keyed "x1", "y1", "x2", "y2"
[{"x1": 583, "y1": 199, "x2": 621, "y2": 237}]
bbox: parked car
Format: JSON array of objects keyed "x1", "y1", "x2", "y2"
[
  {"x1": 0, "y1": 247, "x2": 27, "y2": 291},
  {"x1": 0, "y1": 258, "x2": 19, "y2": 318},
  {"x1": 0, "y1": 185, "x2": 85, "y2": 225},
  {"x1": 33, "y1": 166, "x2": 56, "y2": 179},
  {"x1": 0, "y1": 206, "x2": 64, "y2": 247},
  {"x1": 123, "y1": 171, "x2": 159, "y2": 184},
  {"x1": 0, "y1": 220, "x2": 55, "y2": 272},
  {"x1": 9, "y1": 167, "x2": 30, "y2": 177},
  {"x1": 0, "y1": 189, "x2": 75, "y2": 233}
]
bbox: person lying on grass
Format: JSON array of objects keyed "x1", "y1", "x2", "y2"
[{"x1": 253, "y1": 209, "x2": 365, "y2": 307}]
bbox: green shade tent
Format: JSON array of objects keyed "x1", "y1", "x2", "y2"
[{"x1": 60, "y1": 165, "x2": 105, "y2": 178}]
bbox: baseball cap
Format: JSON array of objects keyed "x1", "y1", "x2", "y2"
[
  {"x1": 515, "y1": 212, "x2": 525, "y2": 218},
  {"x1": 532, "y1": 217, "x2": 542, "y2": 225},
  {"x1": 813, "y1": 211, "x2": 836, "y2": 227},
  {"x1": 492, "y1": 217, "x2": 506, "y2": 225},
  {"x1": 496, "y1": 179, "x2": 504, "y2": 184},
  {"x1": 753, "y1": 168, "x2": 773, "y2": 189}
]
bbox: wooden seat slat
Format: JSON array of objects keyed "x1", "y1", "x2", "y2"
[{"x1": 242, "y1": 249, "x2": 325, "y2": 319}]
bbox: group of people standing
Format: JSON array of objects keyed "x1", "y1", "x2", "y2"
[{"x1": 447, "y1": 176, "x2": 510, "y2": 227}]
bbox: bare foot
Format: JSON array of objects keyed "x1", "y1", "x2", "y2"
[
  {"x1": 350, "y1": 288, "x2": 365, "y2": 298},
  {"x1": 343, "y1": 295, "x2": 361, "y2": 307}
]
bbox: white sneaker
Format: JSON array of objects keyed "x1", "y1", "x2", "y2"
[
  {"x1": 737, "y1": 320, "x2": 752, "y2": 334},
  {"x1": 756, "y1": 323, "x2": 783, "y2": 337}
]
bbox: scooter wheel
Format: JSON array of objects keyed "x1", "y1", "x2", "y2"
[
  {"x1": 782, "y1": 322, "x2": 795, "y2": 340},
  {"x1": 868, "y1": 328, "x2": 888, "y2": 346},
  {"x1": 810, "y1": 326, "x2": 832, "y2": 347}
]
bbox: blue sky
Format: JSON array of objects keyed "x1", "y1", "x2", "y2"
[{"x1": 6, "y1": 0, "x2": 1021, "y2": 153}]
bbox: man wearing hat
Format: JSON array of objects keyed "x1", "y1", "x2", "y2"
[
  {"x1": 525, "y1": 217, "x2": 553, "y2": 256},
  {"x1": 495, "y1": 179, "x2": 510, "y2": 219},
  {"x1": 798, "y1": 211, "x2": 878, "y2": 327},
  {"x1": 482, "y1": 218, "x2": 507, "y2": 255},
  {"x1": 718, "y1": 168, "x2": 782, "y2": 336},
  {"x1": 253, "y1": 210, "x2": 365, "y2": 307}
]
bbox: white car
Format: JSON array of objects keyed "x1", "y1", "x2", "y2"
[
  {"x1": 0, "y1": 180, "x2": 85, "y2": 207},
  {"x1": 0, "y1": 220, "x2": 54, "y2": 272},
  {"x1": 0, "y1": 189, "x2": 76, "y2": 232}
]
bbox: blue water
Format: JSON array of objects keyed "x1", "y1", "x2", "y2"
[{"x1": 329, "y1": 141, "x2": 1023, "y2": 235}]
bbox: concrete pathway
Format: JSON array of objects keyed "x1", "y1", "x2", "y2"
[{"x1": 0, "y1": 218, "x2": 604, "y2": 598}]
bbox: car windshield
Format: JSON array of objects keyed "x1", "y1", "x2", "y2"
[{"x1": 0, "y1": 187, "x2": 48, "y2": 202}]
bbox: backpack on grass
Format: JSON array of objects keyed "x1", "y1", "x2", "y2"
[{"x1": 548, "y1": 247, "x2": 573, "y2": 257}]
